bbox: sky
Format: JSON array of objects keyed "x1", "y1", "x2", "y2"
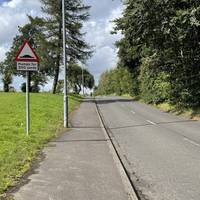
[{"x1": 0, "y1": 0, "x2": 123, "y2": 91}]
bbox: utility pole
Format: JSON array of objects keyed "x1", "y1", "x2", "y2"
[{"x1": 62, "y1": 0, "x2": 68, "y2": 128}]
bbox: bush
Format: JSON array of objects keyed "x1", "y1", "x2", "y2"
[
  {"x1": 139, "y1": 55, "x2": 171, "y2": 104},
  {"x1": 96, "y1": 67, "x2": 134, "y2": 96}
]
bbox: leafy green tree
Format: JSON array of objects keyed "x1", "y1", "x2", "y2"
[
  {"x1": 56, "y1": 80, "x2": 64, "y2": 93},
  {"x1": 68, "y1": 62, "x2": 94, "y2": 94},
  {"x1": 96, "y1": 67, "x2": 133, "y2": 96},
  {"x1": 2, "y1": 16, "x2": 50, "y2": 92},
  {"x1": 113, "y1": 0, "x2": 200, "y2": 107},
  {"x1": 40, "y1": 0, "x2": 92, "y2": 94},
  {"x1": 0, "y1": 62, "x2": 13, "y2": 92}
]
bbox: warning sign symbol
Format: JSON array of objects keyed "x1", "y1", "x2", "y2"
[{"x1": 15, "y1": 40, "x2": 39, "y2": 62}]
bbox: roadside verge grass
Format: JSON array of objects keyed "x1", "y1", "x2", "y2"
[
  {"x1": 156, "y1": 102, "x2": 200, "y2": 120},
  {"x1": 0, "y1": 93, "x2": 81, "y2": 195}
]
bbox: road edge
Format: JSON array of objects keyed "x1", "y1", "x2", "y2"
[{"x1": 95, "y1": 99, "x2": 139, "y2": 200}]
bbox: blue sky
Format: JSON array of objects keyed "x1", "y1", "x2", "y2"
[{"x1": 0, "y1": 0, "x2": 122, "y2": 91}]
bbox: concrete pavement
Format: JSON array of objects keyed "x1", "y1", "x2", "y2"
[
  {"x1": 13, "y1": 99, "x2": 135, "y2": 200},
  {"x1": 96, "y1": 96, "x2": 200, "y2": 200}
]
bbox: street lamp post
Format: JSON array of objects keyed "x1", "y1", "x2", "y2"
[
  {"x1": 82, "y1": 66, "x2": 84, "y2": 96},
  {"x1": 62, "y1": 0, "x2": 68, "y2": 128}
]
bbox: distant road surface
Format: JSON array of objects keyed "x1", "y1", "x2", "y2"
[{"x1": 96, "y1": 96, "x2": 200, "y2": 200}]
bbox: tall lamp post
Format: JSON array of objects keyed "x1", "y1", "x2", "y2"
[
  {"x1": 62, "y1": 0, "x2": 68, "y2": 128},
  {"x1": 82, "y1": 66, "x2": 84, "y2": 96}
]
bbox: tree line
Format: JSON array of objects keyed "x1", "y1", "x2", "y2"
[
  {"x1": 96, "y1": 0, "x2": 200, "y2": 108},
  {"x1": 0, "y1": 0, "x2": 94, "y2": 94}
]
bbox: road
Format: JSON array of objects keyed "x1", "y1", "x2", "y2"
[{"x1": 96, "y1": 96, "x2": 200, "y2": 200}]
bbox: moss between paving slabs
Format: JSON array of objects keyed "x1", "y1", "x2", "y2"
[{"x1": 0, "y1": 93, "x2": 81, "y2": 195}]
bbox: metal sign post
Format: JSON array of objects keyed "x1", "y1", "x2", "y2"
[
  {"x1": 15, "y1": 40, "x2": 39, "y2": 135},
  {"x1": 26, "y1": 71, "x2": 30, "y2": 135},
  {"x1": 62, "y1": 0, "x2": 68, "y2": 128}
]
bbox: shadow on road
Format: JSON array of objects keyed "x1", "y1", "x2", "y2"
[
  {"x1": 95, "y1": 98, "x2": 134, "y2": 105},
  {"x1": 107, "y1": 119, "x2": 196, "y2": 130}
]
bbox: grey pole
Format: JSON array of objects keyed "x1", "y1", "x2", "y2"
[
  {"x1": 82, "y1": 66, "x2": 84, "y2": 96},
  {"x1": 62, "y1": 0, "x2": 68, "y2": 128},
  {"x1": 26, "y1": 71, "x2": 30, "y2": 135}
]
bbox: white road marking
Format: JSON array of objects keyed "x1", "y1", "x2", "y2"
[
  {"x1": 146, "y1": 120, "x2": 157, "y2": 125},
  {"x1": 183, "y1": 137, "x2": 200, "y2": 147},
  {"x1": 131, "y1": 111, "x2": 136, "y2": 115}
]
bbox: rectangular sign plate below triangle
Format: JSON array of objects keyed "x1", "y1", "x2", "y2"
[{"x1": 17, "y1": 62, "x2": 38, "y2": 71}]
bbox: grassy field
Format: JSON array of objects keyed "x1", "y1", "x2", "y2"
[{"x1": 0, "y1": 93, "x2": 81, "y2": 195}]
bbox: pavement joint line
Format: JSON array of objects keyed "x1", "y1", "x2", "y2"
[
  {"x1": 51, "y1": 139, "x2": 110, "y2": 143},
  {"x1": 70, "y1": 126, "x2": 103, "y2": 129},
  {"x1": 146, "y1": 120, "x2": 157, "y2": 125},
  {"x1": 95, "y1": 99, "x2": 139, "y2": 200},
  {"x1": 183, "y1": 137, "x2": 200, "y2": 147}
]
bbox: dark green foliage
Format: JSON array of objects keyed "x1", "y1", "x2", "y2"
[
  {"x1": 56, "y1": 80, "x2": 64, "y2": 93},
  {"x1": 96, "y1": 67, "x2": 133, "y2": 96},
  {"x1": 111, "y1": 0, "x2": 200, "y2": 107},
  {"x1": 68, "y1": 62, "x2": 94, "y2": 94},
  {"x1": 21, "y1": 83, "x2": 26, "y2": 93},
  {"x1": 1, "y1": 16, "x2": 49, "y2": 92},
  {"x1": 40, "y1": 0, "x2": 93, "y2": 93},
  {"x1": 139, "y1": 55, "x2": 171, "y2": 104},
  {"x1": 21, "y1": 82, "x2": 41, "y2": 93}
]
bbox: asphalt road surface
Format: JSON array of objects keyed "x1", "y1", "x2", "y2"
[{"x1": 96, "y1": 96, "x2": 200, "y2": 200}]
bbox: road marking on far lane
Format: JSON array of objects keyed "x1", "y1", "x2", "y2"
[
  {"x1": 146, "y1": 120, "x2": 157, "y2": 125},
  {"x1": 183, "y1": 137, "x2": 200, "y2": 147},
  {"x1": 131, "y1": 111, "x2": 136, "y2": 115}
]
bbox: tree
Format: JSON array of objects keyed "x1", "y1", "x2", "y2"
[
  {"x1": 113, "y1": 0, "x2": 200, "y2": 107},
  {"x1": 68, "y1": 62, "x2": 94, "y2": 94},
  {"x1": 2, "y1": 16, "x2": 50, "y2": 92},
  {"x1": 56, "y1": 80, "x2": 64, "y2": 93},
  {"x1": 96, "y1": 67, "x2": 133, "y2": 96},
  {"x1": 0, "y1": 62, "x2": 13, "y2": 92},
  {"x1": 40, "y1": 0, "x2": 92, "y2": 94}
]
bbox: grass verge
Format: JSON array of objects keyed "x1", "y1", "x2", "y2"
[
  {"x1": 0, "y1": 93, "x2": 81, "y2": 195},
  {"x1": 156, "y1": 102, "x2": 200, "y2": 120}
]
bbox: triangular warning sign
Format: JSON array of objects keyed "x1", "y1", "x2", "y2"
[{"x1": 15, "y1": 40, "x2": 39, "y2": 62}]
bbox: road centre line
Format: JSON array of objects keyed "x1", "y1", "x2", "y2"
[{"x1": 146, "y1": 120, "x2": 157, "y2": 125}]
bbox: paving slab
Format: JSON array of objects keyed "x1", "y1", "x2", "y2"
[{"x1": 13, "y1": 99, "x2": 129, "y2": 200}]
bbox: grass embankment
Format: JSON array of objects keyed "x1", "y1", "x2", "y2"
[
  {"x1": 0, "y1": 93, "x2": 81, "y2": 195},
  {"x1": 156, "y1": 103, "x2": 200, "y2": 120}
]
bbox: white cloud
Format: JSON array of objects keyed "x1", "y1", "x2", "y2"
[
  {"x1": 83, "y1": 5, "x2": 123, "y2": 82},
  {"x1": 0, "y1": 0, "x2": 42, "y2": 90},
  {"x1": 0, "y1": 0, "x2": 123, "y2": 90},
  {"x1": 88, "y1": 46, "x2": 118, "y2": 82},
  {"x1": 0, "y1": 0, "x2": 42, "y2": 46},
  {"x1": 0, "y1": 46, "x2": 8, "y2": 61}
]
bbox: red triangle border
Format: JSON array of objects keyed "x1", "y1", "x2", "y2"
[{"x1": 15, "y1": 40, "x2": 39, "y2": 62}]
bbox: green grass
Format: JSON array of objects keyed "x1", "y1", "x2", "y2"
[
  {"x1": 0, "y1": 93, "x2": 81, "y2": 194},
  {"x1": 156, "y1": 102, "x2": 200, "y2": 120}
]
